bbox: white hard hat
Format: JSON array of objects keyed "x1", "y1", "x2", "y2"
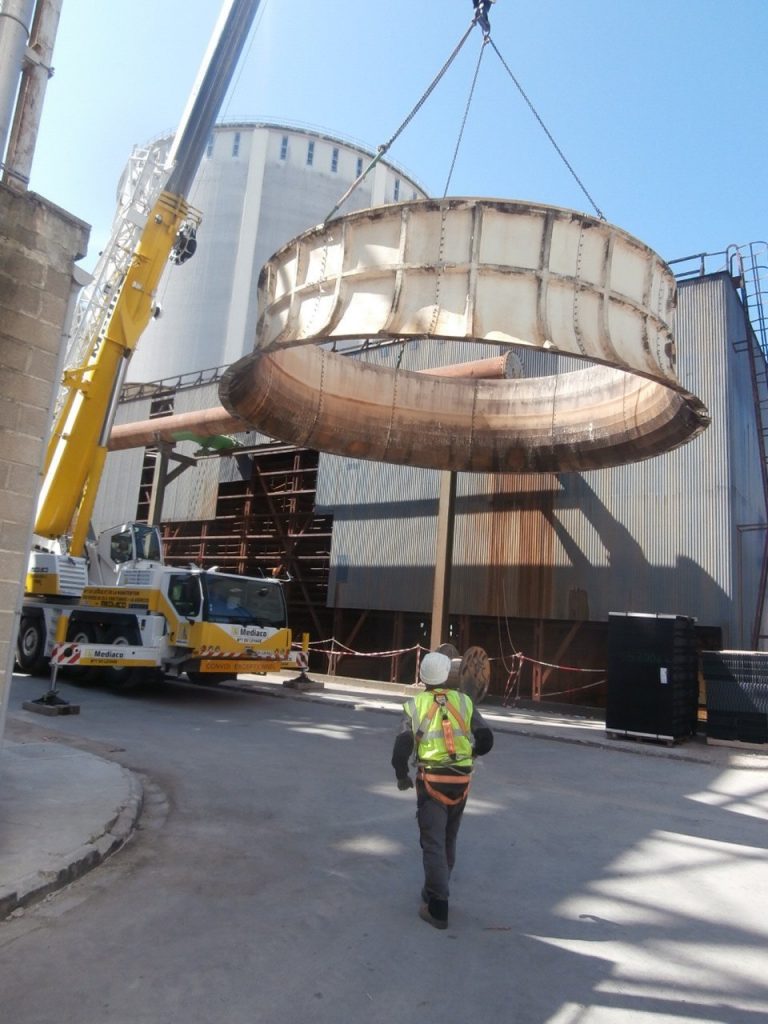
[{"x1": 419, "y1": 651, "x2": 451, "y2": 686}]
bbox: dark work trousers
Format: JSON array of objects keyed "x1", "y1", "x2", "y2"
[{"x1": 416, "y1": 776, "x2": 469, "y2": 902}]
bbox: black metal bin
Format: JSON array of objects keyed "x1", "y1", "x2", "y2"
[{"x1": 606, "y1": 612, "x2": 698, "y2": 742}]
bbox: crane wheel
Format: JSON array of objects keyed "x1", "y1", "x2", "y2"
[
  {"x1": 101, "y1": 627, "x2": 142, "y2": 691},
  {"x1": 63, "y1": 622, "x2": 98, "y2": 683},
  {"x1": 16, "y1": 615, "x2": 48, "y2": 676}
]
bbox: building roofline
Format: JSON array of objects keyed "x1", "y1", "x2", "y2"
[{"x1": 144, "y1": 117, "x2": 428, "y2": 194}]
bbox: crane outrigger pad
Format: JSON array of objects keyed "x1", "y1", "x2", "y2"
[
  {"x1": 221, "y1": 198, "x2": 709, "y2": 474},
  {"x1": 23, "y1": 693, "x2": 81, "y2": 716}
]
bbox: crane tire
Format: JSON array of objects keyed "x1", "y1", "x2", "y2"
[{"x1": 16, "y1": 615, "x2": 48, "y2": 675}]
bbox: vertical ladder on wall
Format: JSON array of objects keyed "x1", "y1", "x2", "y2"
[{"x1": 730, "y1": 242, "x2": 768, "y2": 647}]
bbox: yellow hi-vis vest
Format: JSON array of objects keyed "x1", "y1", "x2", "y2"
[{"x1": 404, "y1": 689, "x2": 475, "y2": 768}]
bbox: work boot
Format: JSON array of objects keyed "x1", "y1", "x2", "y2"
[{"x1": 419, "y1": 898, "x2": 448, "y2": 930}]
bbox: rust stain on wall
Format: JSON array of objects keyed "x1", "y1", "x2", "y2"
[{"x1": 487, "y1": 473, "x2": 558, "y2": 619}]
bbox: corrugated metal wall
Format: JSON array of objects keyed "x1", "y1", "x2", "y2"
[
  {"x1": 95, "y1": 271, "x2": 766, "y2": 648},
  {"x1": 158, "y1": 383, "x2": 221, "y2": 522},
  {"x1": 92, "y1": 397, "x2": 152, "y2": 534},
  {"x1": 317, "y1": 273, "x2": 767, "y2": 646},
  {"x1": 98, "y1": 381, "x2": 275, "y2": 527}
]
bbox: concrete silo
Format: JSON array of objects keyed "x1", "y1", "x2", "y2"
[{"x1": 125, "y1": 121, "x2": 427, "y2": 384}]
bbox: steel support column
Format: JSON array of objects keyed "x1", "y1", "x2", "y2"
[
  {"x1": 147, "y1": 442, "x2": 196, "y2": 526},
  {"x1": 430, "y1": 470, "x2": 456, "y2": 650}
]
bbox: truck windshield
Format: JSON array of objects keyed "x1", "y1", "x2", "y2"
[{"x1": 203, "y1": 576, "x2": 287, "y2": 628}]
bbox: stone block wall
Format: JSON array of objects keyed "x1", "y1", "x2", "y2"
[{"x1": 0, "y1": 184, "x2": 89, "y2": 729}]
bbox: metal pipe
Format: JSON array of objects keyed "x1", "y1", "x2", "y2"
[
  {"x1": 0, "y1": 0, "x2": 35, "y2": 169},
  {"x1": 108, "y1": 405, "x2": 250, "y2": 450},
  {"x1": 3, "y1": 0, "x2": 62, "y2": 190},
  {"x1": 419, "y1": 353, "x2": 521, "y2": 380}
]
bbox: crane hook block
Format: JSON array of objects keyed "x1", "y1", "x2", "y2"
[{"x1": 472, "y1": 0, "x2": 494, "y2": 35}]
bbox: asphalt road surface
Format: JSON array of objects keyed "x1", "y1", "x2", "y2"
[{"x1": 2, "y1": 673, "x2": 768, "y2": 1024}]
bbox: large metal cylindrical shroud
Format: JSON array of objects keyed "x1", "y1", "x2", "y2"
[{"x1": 220, "y1": 198, "x2": 709, "y2": 473}]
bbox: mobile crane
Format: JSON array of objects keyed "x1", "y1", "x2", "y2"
[{"x1": 18, "y1": 0, "x2": 308, "y2": 687}]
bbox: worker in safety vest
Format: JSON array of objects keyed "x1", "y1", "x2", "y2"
[{"x1": 391, "y1": 650, "x2": 493, "y2": 929}]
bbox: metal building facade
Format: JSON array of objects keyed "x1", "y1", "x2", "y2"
[
  {"x1": 92, "y1": 396, "x2": 151, "y2": 535},
  {"x1": 94, "y1": 266, "x2": 766, "y2": 657},
  {"x1": 95, "y1": 378, "x2": 273, "y2": 534},
  {"x1": 315, "y1": 272, "x2": 766, "y2": 648},
  {"x1": 126, "y1": 122, "x2": 426, "y2": 384}
]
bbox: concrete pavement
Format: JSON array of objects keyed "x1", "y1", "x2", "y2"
[
  {"x1": 0, "y1": 727, "x2": 142, "y2": 919},
  {"x1": 2, "y1": 667, "x2": 767, "y2": 921}
]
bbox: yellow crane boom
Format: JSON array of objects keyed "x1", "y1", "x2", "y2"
[
  {"x1": 33, "y1": 0, "x2": 263, "y2": 558},
  {"x1": 36, "y1": 191, "x2": 192, "y2": 552}
]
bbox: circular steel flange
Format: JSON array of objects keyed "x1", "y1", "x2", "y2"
[
  {"x1": 220, "y1": 198, "x2": 709, "y2": 472},
  {"x1": 457, "y1": 646, "x2": 490, "y2": 704},
  {"x1": 436, "y1": 643, "x2": 462, "y2": 689}
]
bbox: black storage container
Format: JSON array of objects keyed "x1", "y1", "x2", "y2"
[
  {"x1": 606, "y1": 613, "x2": 699, "y2": 742},
  {"x1": 701, "y1": 650, "x2": 768, "y2": 745}
]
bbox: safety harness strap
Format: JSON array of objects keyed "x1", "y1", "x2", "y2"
[
  {"x1": 441, "y1": 713, "x2": 456, "y2": 756},
  {"x1": 418, "y1": 770, "x2": 472, "y2": 807},
  {"x1": 414, "y1": 691, "x2": 470, "y2": 742},
  {"x1": 413, "y1": 697, "x2": 441, "y2": 741}
]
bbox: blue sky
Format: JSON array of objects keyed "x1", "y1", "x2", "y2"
[{"x1": 30, "y1": 0, "x2": 767, "y2": 271}]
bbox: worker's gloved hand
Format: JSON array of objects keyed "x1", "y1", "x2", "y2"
[{"x1": 397, "y1": 776, "x2": 414, "y2": 790}]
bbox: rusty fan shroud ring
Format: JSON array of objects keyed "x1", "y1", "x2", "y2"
[{"x1": 220, "y1": 198, "x2": 709, "y2": 473}]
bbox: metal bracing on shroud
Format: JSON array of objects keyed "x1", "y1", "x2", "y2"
[{"x1": 220, "y1": 198, "x2": 709, "y2": 475}]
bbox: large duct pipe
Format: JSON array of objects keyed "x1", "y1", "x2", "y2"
[
  {"x1": 107, "y1": 357, "x2": 511, "y2": 451},
  {"x1": 0, "y1": 0, "x2": 35, "y2": 170}
]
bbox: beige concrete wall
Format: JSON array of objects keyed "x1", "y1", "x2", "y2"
[{"x1": 0, "y1": 183, "x2": 89, "y2": 731}]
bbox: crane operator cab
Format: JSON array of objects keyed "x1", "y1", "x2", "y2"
[
  {"x1": 109, "y1": 523, "x2": 162, "y2": 564},
  {"x1": 87, "y1": 523, "x2": 164, "y2": 584}
]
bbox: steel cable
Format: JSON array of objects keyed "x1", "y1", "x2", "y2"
[
  {"x1": 443, "y1": 35, "x2": 489, "y2": 197},
  {"x1": 323, "y1": 19, "x2": 477, "y2": 223},
  {"x1": 487, "y1": 36, "x2": 605, "y2": 220}
]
